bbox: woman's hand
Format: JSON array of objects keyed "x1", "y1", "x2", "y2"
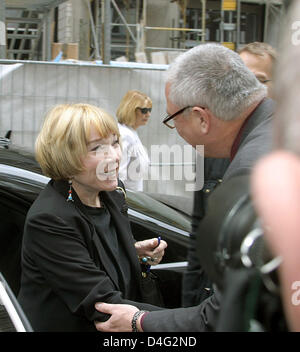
[{"x1": 135, "y1": 238, "x2": 167, "y2": 265}]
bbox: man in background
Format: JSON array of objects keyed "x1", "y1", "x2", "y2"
[{"x1": 239, "y1": 42, "x2": 276, "y2": 99}]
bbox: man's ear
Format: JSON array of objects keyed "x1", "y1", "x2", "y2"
[{"x1": 192, "y1": 107, "x2": 210, "y2": 134}]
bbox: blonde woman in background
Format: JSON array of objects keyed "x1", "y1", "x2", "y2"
[{"x1": 116, "y1": 90, "x2": 151, "y2": 191}]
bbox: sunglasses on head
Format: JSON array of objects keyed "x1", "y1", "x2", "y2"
[{"x1": 137, "y1": 107, "x2": 152, "y2": 114}]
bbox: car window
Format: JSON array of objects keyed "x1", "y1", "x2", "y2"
[{"x1": 126, "y1": 189, "x2": 191, "y2": 233}]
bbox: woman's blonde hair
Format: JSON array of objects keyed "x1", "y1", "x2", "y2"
[
  {"x1": 35, "y1": 103, "x2": 120, "y2": 180},
  {"x1": 116, "y1": 90, "x2": 152, "y2": 127}
]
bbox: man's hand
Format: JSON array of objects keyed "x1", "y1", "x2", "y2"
[
  {"x1": 94, "y1": 303, "x2": 141, "y2": 332},
  {"x1": 135, "y1": 238, "x2": 167, "y2": 265}
]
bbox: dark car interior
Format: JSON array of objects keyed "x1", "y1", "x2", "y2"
[
  {"x1": 0, "y1": 189, "x2": 31, "y2": 295},
  {"x1": 0, "y1": 273, "x2": 33, "y2": 332}
]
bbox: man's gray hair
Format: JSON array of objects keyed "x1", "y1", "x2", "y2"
[{"x1": 166, "y1": 43, "x2": 267, "y2": 121}]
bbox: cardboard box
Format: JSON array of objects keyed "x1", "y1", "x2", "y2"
[
  {"x1": 52, "y1": 42, "x2": 79, "y2": 60},
  {"x1": 115, "y1": 56, "x2": 128, "y2": 62}
]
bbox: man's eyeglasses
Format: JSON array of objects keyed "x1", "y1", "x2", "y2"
[
  {"x1": 137, "y1": 107, "x2": 152, "y2": 114},
  {"x1": 260, "y1": 79, "x2": 272, "y2": 84},
  {"x1": 256, "y1": 77, "x2": 272, "y2": 85},
  {"x1": 163, "y1": 106, "x2": 191, "y2": 129}
]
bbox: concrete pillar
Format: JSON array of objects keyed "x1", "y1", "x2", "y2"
[
  {"x1": 43, "y1": 8, "x2": 54, "y2": 61},
  {"x1": 0, "y1": 0, "x2": 6, "y2": 59},
  {"x1": 58, "y1": 0, "x2": 74, "y2": 43},
  {"x1": 57, "y1": 0, "x2": 90, "y2": 60},
  {"x1": 102, "y1": 0, "x2": 111, "y2": 64},
  {"x1": 73, "y1": 0, "x2": 90, "y2": 60},
  {"x1": 146, "y1": 0, "x2": 179, "y2": 50},
  {"x1": 145, "y1": 0, "x2": 179, "y2": 63}
]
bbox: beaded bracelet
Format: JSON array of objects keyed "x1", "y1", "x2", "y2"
[{"x1": 131, "y1": 310, "x2": 147, "y2": 332}]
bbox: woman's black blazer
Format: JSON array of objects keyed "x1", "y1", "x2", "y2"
[{"x1": 18, "y1": 179, "x2": 160, "y2": 331}]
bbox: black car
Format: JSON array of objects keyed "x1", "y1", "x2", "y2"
[
  {"x1": 0, "y1": 272, "x2": 33, "y2": 332},
  {"x1": 0, "y1": 143, "x2": 191, "y2": 331}
]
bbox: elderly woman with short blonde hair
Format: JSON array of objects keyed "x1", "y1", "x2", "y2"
[{"x1": 18, "y1": 103, "x2": 167, "y2": 331}]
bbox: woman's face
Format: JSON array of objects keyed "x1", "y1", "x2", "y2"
[
  {"x1": 134, "y1": 106, "x2": 151, "y2": 129},
  {"x1": 73, "y1": 126, "x2": 121, "y2": 194}
]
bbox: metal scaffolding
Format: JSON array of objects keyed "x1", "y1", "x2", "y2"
[
  {"x1": 0, "y1": 0, "x2": 285, "y2": 62},
  {"x1": 98, "y1": 0, "x2": 284, "y2": 62},
  {"x1": 99, "y1": 0, "x2": 207, "y2": 63},
  {"x1": 2, "y1": 0, "x2": 68, "y2": 60}
]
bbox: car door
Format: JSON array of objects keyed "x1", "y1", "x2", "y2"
[{"x1": 0, "y1": 273, "x2": 33, "y2": 332}]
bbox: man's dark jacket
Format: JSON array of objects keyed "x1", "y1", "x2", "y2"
[
  {"x1": 142, "y1": 98, "x2": 274, "y2": 331},
  {"x1": 182, "y1": 157, "x2": 229, "y2": 307}
]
